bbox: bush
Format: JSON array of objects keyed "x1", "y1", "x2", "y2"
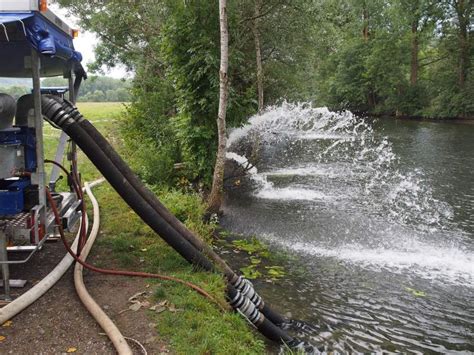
[
  {"x1": 120, "y1": 68, "x2": 181, "y2": 186},
  {"x1": 152, "y1": 187, "x2": 215, "y2": 242}
]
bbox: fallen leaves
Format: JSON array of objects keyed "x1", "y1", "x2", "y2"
[
  {"x1": 129, "y1": 291, "x2": 148, "y2": 302},
  {"x1": 126, "y1": 291, "x2": 150, "y2": 312},
  {"x1": 66, "y1": 347, "x2": 77, "y2": 353},
  {"x1": 150, "y1": 303, "x2": 167, "y2": 314},
  {"x1": 121, "y1": 290, "x2": 183, "y2": 314},
  {"x1": 150, "y1": 300, "x2": 182, "y2": 313},
  {"x1": 2, "y1": 320, "x2": 12, "y2": 328},
  {"x1": 0, "y1": 335, "x2": 5, "y2": 342},
  {"x1": 129, "y1": 303, "x2": 142, "y2": 312}
]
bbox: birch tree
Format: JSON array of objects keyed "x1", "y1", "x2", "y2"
[{"x1": 208, "y1": 0, "x2": 229, "y2": 213}]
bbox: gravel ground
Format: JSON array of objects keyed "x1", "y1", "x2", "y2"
[{"x1": 0, "y1": 240, "x2": 169, "y2": 354}]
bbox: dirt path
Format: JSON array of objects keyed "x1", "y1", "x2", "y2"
[{"x1": 0, "y1": 240, "x2": 169, "y2": 354}]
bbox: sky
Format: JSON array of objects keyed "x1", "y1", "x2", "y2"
[{"x1": 50, "y1": 2, "x2": 129, "y2": 79}]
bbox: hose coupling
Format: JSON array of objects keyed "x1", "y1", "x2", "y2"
[
  {"x1": 233, "y1": 276, "x2": 263, "y2": 308},
  {"x1": 229, "y1": 289, "x2": 261, "y2": 325},
  {"x1": 41, "y1": 98, "x2": 75, "y2": 128}
]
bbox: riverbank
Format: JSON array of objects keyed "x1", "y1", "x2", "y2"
[
  {"x1": 89, "y1": 183, "x2": 266, "y2": 353},
  {"x1": 0, "y1": 102, "x2": 266, "y2": 354},
  {"x1": 353, "y1": 110, "x2": 474, "y2": 123},
  {"x1": 0, "y1": 183, "x2": 266, "y2": 353}
]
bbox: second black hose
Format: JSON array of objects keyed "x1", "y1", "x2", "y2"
[
  {"x1": 54, "y1": 96, "x2": 286, "y2": 327},
  {"x1": 40, "y1": 96, "x2": 296, "y2": 345}
]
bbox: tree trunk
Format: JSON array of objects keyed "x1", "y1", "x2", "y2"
[
  {"x1": 252, "y1": 0, "x2": 264, "y2": 113},
  {"x1": 410, "y1": 20, "x2": 419, "y2": 86},
  {"x1": 455, "y1": 0, "x2": 469, "y2": 89},
  {"x1": 367, "y1": 89, "x2": 376, "y2": 110},
  {"x1": 362, "y1": 2, "x2": 374, "y2": 109},
  {"x1": 362, "y1": 6, "x2": 369, "y2": 42},
  {"x1": 207, "y1": 0, "x2": 229, "y2": 214}
]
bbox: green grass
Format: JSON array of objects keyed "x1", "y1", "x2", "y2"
[
  {"x1": 43, "y1": 102, "x2": 266, "y2": 354},
  {"x1": 93, "y1": 185, "x2": 266, "y2": 354},
  {"x1": 75, "y1": 102, "x2": 128, "y2": 120}
]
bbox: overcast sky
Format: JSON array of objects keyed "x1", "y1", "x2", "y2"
[{"x1": 50, "y1": 3, "x2": 128, "y2": 79}]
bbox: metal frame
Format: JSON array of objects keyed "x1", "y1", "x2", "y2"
[
  {"x1": 0, "y1": 72, "x2": 83, "y2": 300},
  {"x1": 31, "y1": 49, "x2": 46, "y2": 220},
  {"x1": 2, "y1": 206, "x2": 43, "y2": 264},
  {"x1": 0, "y1": 51, "x2": 47, "y2": 300},
  {"x1": 0, "y1": 2, "x2": 84, "y2": 301},
  {"x1": 49, "y1": 73, "x2": 76, "y2": 190},
  {"x1": 0, "y1": 227, "x2": 10, "y2": 300}
]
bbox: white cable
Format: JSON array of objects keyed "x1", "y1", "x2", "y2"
[
  {"x1": 0, "y1": 214, "x2": 88, "y2": 324},
  {"x1": 74, "y1": 181, "x2": 133, "y2": 355},
  {"x1": 0, "y1": 178, "x2": 103, "y2": 325},
  {"x1": 0, "y1": 177, "x2": 134, "y2": 354}
]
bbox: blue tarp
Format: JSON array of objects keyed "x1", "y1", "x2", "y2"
[{"x1": 0, "y1": 12, "x2": 85, "y2": 78}]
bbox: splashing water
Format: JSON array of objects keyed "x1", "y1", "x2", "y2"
[
  {"x1": 224, "y1": 101, "x2": 472, "y2": 283},
  {"x1": 223, "y1": 102, "x2": 474, "y2": 352},
  {"x1": 227, "y1": 102, "x2": 454, "y2": 232}
]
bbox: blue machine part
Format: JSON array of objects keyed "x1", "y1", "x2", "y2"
[
  {"x1": 0, "y1": 127, "x2": 21, "y2": 145},
  {"x1": 0, "y1": 126, "x2": 36, "y2": 215},
  {"x1": 0, "y1": 12, "x2": 85, "y2": 78},
  {"x1": 0, "y1": 178, "x2": 30, "y2": 215},
  {"x1": 0, "y1": 127, "x2": 37, "y2": 171},
  {"x1": 39, "y1": 87, "x2": 69, "y2": 97},
  {"x1": 19, "y1": 127, "x2": 37, "y2": 171}
]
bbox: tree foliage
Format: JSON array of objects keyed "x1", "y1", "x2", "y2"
[
  {"x1": 54, "y1": 0, "x2": 473, "y2": 188},
  {"x1": 312, "y1": 0, "x2": 473, "y2": 118},
  {"x1": 42, "y1": 75, "x2": 131, "y2": 102},
  {"x1": 56, "y1": 0, "x2": 259, "y2": 185},
  {"x1": 0, "y1": 76, "x2": 131, "y2": 101}
]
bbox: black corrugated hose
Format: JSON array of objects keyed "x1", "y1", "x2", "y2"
[
  {"x1": 54, "y1": 96, "x2": 288, "y2": 328},
  {"x1": 40, "y1": 95, "x2": 314, "y2": 352}
]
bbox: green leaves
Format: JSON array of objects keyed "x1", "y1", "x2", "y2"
[
  {"x1": 232, "y1": 238, "x2": 267, "y2": 254},
  {"x1": 231, "y1": 237, "x2": 286, "y2": 281},
  {"x1": 265, "y1": 266, "x2": 286, "y2": 280},
  {"x1": 239, "y1": 265, "x2": 262, "y2": 279},
  {"x1": 313, "y1": 0, "x2": 473, "y2": 118},
  {"x1": 405, "y1": 287, "x2": 427, "y2": 297}
]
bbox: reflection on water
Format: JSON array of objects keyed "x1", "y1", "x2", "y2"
[{"x1": 222, "y1": 103, "x2": 474, "y2": 353}]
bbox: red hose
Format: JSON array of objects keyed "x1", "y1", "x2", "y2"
[
  {"x1": 45, "y1": 188, "x2": 227, "y2": 311},
  {"x1": 44, "y1": 159, "x2": 88, "y2": 253}
]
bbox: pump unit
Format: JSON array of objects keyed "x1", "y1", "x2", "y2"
[{"x1": 0, "y1": 0, "x2": 86, "y2": 301}]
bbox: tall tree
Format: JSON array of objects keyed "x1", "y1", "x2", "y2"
[
  {"x1": 451, "y1": 0, "x2": 472, "y2": 89},
  {"x1": 208, "y1": 0, "x2": 229, "y2": 213},
  {"x1": 252, "y1": 0, "x2": 264, "y2": 112},
  {"x1": 409, "y1": 1, "x2": 421, "y2": 85},
  {"x1": 428, "y1": 0, "x2": 473, "y2": 117},
  {"x1": 397, "y1": 0, "x2": 439, "y2": 86},
  {"x1": 362, "y1": 1, "x2": 370, "y2": 42}
]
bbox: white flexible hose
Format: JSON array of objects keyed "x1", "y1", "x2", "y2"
[
  {"x1": 74, "y1": 181, "x2": 133, "y2": 355},
  {"x1": 0, "y1": 212, "x2": 88, "y2": 324}
]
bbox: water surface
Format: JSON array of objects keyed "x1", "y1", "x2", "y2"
[{"x1": 222, "y1": 104, "x2": 474, "y2": 353}]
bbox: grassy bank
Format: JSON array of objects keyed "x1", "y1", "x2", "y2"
[{"x1": 43, "y1": 102, "x2": 266, "y2": 354}]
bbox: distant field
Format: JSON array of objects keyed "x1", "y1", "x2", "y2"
[
  {"x1": 43, "y1": 101, "x2": 126, "y2": 183},
  {"x1": 76, "y1": 102, "x2": 128, "y2": 121}
]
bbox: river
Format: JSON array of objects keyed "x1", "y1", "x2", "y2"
[{"x1": 221, "y1": 103, "x2": 474, "y2": 353}]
